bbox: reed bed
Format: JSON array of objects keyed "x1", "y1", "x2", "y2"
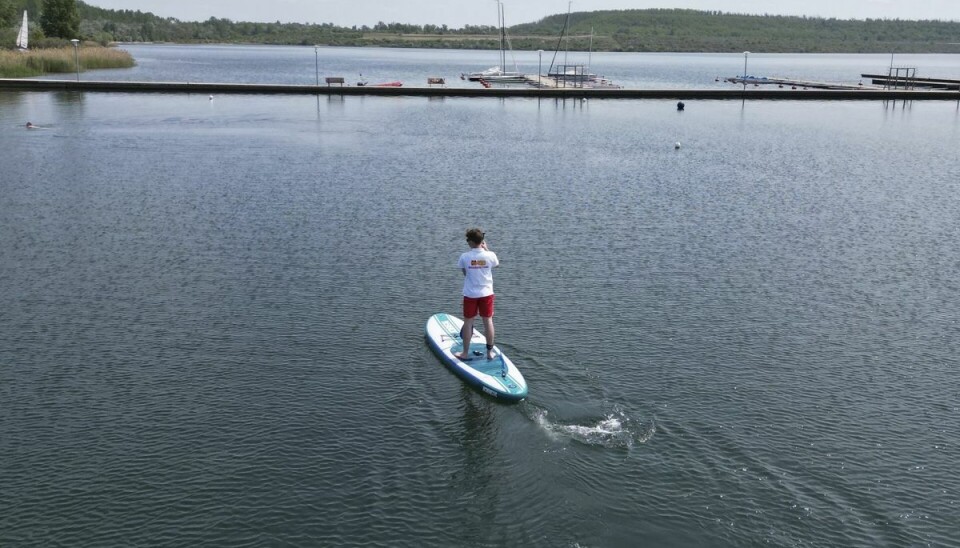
[{"x1": 0, "y1": 46, "x2": 134, "y2": 78}]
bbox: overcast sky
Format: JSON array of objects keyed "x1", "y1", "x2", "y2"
[{"x1": 84, "y1": 1, "x2": 960, "y2": 27}]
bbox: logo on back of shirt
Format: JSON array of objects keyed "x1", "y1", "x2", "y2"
[{"x1": 470, "y1": 260, "x2": 487, "y2": 267}]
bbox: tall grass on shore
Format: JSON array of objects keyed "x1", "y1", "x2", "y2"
[{"x1": 0, "y1": 46, "x2": 135, "y2": 78}]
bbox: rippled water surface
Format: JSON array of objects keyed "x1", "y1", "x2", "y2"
[{"x1": 3, "y1": 46, "x2": 960, "y2": 547}]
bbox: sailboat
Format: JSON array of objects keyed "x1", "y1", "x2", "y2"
[
  {"x1": 16, "y1": 11, "x2": 29, "y2": 51},
  {"x1": 546, "y1": 6, "x2": 621, "y2": 89},
  {"x1": 461, "y1": 1, "x2": 526, "y2": 84}
]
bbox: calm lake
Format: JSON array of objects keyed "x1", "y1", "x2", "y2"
[{"x1": 2, "y1": 45, "x2": 959, "y2": 547}]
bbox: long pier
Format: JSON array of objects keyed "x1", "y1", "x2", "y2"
[
  {"x1": 3, "y1": 78, "x2": 960, "y2": 100},
  {"x1": 724, "y1": 76, "x2": 883, "y2": 91}
]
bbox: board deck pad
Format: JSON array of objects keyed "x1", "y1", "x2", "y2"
[{"x1": 425, "y1": 313, "x2": 528, "y2": 401}]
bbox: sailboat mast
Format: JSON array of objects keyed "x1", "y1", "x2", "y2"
[
  {"x1": 499, "y1": 2, "x2": 506, "y2": 71},
  {"x1": 588, "y1": 27, "x2": 594, "y2": 69},
  {"x1": 563, "y1": 1, "x2": 571, "y2": 68},
  {"x1": 548, "y1": 2, "x2": 572, "y2": 75}
]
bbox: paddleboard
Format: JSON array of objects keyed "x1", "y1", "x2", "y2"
[{"x1": 425, "y1": 313, "x2": 528, "y2": 402}]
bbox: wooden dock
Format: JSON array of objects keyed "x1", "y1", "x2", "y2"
[
  {"x1": 3, "y1": 78, "x2": 960, "y2": 101},
  {"x1": 724, "y1": 76, "x2": 881, "y2": 90},
  {"x1": 861, "y1": 74, "x2": 960, "y2": 90},
  {"x1": 521, "y1": 74, "x2": 559, "y2": 88}
]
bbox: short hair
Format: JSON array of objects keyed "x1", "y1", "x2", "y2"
[{"x1": 465, "y1": 228, "x2": 485, "y2": 244}]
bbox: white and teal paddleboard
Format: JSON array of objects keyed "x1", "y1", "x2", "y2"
[{"x1": 425, "y1": 313, "x2": 528, "y2": 402}]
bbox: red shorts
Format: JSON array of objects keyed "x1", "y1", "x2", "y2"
[{"x1": 463, "y1": 294, "x2": 495, "y2": 318}]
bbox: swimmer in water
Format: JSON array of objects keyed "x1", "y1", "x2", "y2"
[{"x1": 26, "y1": 122, "x2": 35, "y2": 128}]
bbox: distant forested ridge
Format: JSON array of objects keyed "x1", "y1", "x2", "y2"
[
  {"x1": 3, "y1": 1, "x2": 960, "y2": 53},
  {"x1": 512, "y1": 10, "x2": 960, "y2": 53}
]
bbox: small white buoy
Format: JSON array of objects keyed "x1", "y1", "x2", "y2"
[
  {"x1": 674, "y1": 142, "x2": 681, "y2": 149},
  {"x1": 209, "y1": 95, "x2": 214, "y2": 100}
]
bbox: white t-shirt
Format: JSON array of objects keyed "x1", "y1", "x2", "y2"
[{"x1": 458, "y1": 247, "x2": 499, "y2": 298}]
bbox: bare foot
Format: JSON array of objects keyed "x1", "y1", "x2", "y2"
[
  {"x1": 453, "y1": 353, "x2": 470, "y2": 361},
  {"x1": 486, "y1": 352, "x2": 495, "y2": 360}
]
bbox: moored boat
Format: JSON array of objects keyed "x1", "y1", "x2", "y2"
[
  {"x1": 462, "y1": 1, "x2": 526, "y2": 86},
  {"x1": 462, "y1": 66, "x2": 526, "y2": 84}
]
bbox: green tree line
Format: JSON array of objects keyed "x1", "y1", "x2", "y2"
[
  {"x1": 2, "y1": 0, "x2": 80, "y2": 46},
  {"x1": 4, "y1": 2, "x2": 960, "y2": 53}
]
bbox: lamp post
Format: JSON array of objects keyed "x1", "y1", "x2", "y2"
[
  {"x1": 71, "y1": 39, "x2": 80, "y2": 81},
  {"x1": 314, "y1": 45, "x2": 320, "y2": 87},
  {"x1": 742, "y1": 51, "x2": 749, "y2": 91},
  {"x1": 537, "y1": 49, "x2": 543, "y2": 89}
]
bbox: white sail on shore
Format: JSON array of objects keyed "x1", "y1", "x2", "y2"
[{"x1": 16, "y1": 11, "x2": 29, "y2": 50}]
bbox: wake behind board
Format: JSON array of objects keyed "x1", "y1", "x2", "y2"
[{"x1": 425, "y1": 313, "x2": 528, "y2": 402}]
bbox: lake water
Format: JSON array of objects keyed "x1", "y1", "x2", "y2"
[{"x1": 2, "y1": 45, "x2": 960, "y2": 547}]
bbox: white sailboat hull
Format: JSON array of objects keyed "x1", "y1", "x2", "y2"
[{"x1": 462, "y1": 67, "x2": 526, "y2": 83}]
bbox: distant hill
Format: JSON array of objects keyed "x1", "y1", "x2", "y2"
[
  {"x1": 510, "y1": 9, "x2": 960, "y2": 53},
  {"x1": 4, "y1": 2, "x2": 960, "y2": 53}
]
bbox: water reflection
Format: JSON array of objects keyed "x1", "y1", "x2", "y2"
[
  {"x1": 881, "y1": 99, "x2": 914, "y2": 111},
  {"x1": 0, "y1": 90, "x2": 26, "y2": 107},
  {"x1": 448, "y1": 386, "x2": 501, "y2": 540},
  {"x1": 52, "y1": 90, "x2": 85, "y2": 106},
  {"x1": 454, "y1": 386, "x2": 496, "y2": 492}
]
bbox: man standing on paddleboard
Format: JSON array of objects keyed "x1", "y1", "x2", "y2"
[{"x1": 455, "y1": 228, "x2": 499, "y2": 361}]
